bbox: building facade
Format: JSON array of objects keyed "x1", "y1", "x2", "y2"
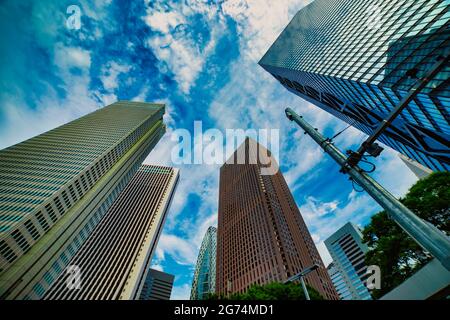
[
  {"x1": 325, "y1": 222, "x2": 372, "y2": 300},
  {"x1": 398, "y1": 153, "x2": 434, "y2": 179},
  {"x1": 139, "y1": 268, "x2": 175, "y2": 301},
  {"x1": 260, "y1": 0, "x2": 449, "y2": 172},
  {"x1": 43, "y1": 165, "x2": 179, "y2": 300},
  {"x1": 190, "y1": 226, "x2": 217, "y2": 300},
  {"x1": 216, "y1": 138, "x2": 338, "y2": 300},
  {"x1": 327, "y1": 262, "x2": 353, "y2": 300},
  {"x1": 0, "y1": 101, "x2": 166, "y2": 299}
]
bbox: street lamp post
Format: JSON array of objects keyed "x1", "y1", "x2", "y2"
[
  {"x1": 284, "y1": 264, "x2": 320, "y2": 300},
  {"x1": 300, "y1": 277, "x2": 310, "y2": 301},
  {"x1": 285, "y1": 108, "x2": 450, "y2": 271}
]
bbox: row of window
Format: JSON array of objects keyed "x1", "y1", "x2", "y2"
[
  {"x1": 0, "y1": 129, "x2": 146, "y2": 270},
  {"x1": 272, "y1": 72, "x2": 448, "y2": 171},
  {"x1": 25, "y1": 162, "x2": 141, "y2": 300},
  {"x1": 0, "y1": 113, "x2": 163, "y2": 297}
]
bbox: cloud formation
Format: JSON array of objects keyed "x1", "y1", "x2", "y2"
[{"x1": 0, "y1": 0, "x2": 419, "y2": 300}]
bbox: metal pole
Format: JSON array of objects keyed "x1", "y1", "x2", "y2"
[
  {"x1": 284, "y1": 264, "x2": 318, "y2": 299},
  {"x1": 285, "y1": 108, "x2": 450, "y2": 271},
  {"x1": 300, "y1": 277, "x2": 310, "y2": 300}
]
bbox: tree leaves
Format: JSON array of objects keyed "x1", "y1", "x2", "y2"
[
  {"x1": 208, "y1": 282, "x2": 324, "y2": 300},
  {"x1": 362, "y1": 172, "x2": 450, "y2": 299}
]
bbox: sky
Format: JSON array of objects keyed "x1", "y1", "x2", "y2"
[{"x1": 0, "y1": 0, "x2": 419, "y2": 300}]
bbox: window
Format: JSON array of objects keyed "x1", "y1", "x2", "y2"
[
  {"x1": 24, "y1": 220, "x2": 40, "y2": 241},
  {"x1": 11, "y1": 230, "x2": 30, "y2": 252},
  {"x1": 0, "y1": 240, "x2": 17, "y2": 263},
  {"x1": 36, "y1": 211, "x2": 50, "y2": 231}
]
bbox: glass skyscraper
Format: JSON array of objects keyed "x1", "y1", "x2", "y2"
[
  {"x1": 0, "y1": 101, "x2": 166, "y2": 299},
  {"x1": 325, "y1": 222, "x2": 372, "y2": 300},
  {"x1": 190, "y1": 226, "x2": 217, "y2": 300},
  {"x1": 260, "y1": 0, "x2": 449, "y2": 171}
]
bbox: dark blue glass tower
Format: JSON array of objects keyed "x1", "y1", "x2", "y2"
[{"x1": 260, "y1": 0, "x2": 449, "y2": 171}]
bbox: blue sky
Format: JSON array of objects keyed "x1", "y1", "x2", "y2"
[{"x1": 0, "y1": 0, "x2": 418, "y2": 299}]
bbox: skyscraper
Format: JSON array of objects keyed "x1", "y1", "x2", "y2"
[
  {"x1": 327, "y1": 262, "x2": 349, "y2": 300},
  {"x1": 216, "y1": 138, "x2": 338, "y2": 300},
  {"x1": 44, "y1": 165, "x2": 179, "y2": 300},
  {"x1": 398, "y1": 153, "x2": 434, "y2": 179},
  {"x1": 260, "y1": 0, "x2": 449, "y2": 172},
  {"x1": 191, "y1": 226, "x2": 217, "y2": 300},
  {"x1": 139, "y1": 268, "x2": 175, "y2": 301},
  {"x1": 325, "y1": 222, "x2": 372, "y2": 300},
  {"x1": 0, "y1": 101, "x2": 166, "y2": 299}
]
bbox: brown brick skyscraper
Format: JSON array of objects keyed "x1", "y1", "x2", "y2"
[{"x1": 216, "y1": 138, "x2": 338, "y2": 300}]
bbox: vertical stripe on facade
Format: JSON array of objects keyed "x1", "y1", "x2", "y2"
[
  {"x1": 216, "y1": 138, "x2": 339, "y2": 300},
  {"x1": 43, "y1": 165, "x2": 179, "y2": 300}
]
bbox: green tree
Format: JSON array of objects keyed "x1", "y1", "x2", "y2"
[
  {"x1": 207, "y1": 282, "x2": 323, "y2": 300},
  {"x1": 362, "y1": 172, "x2": 450, "y2": 299}
]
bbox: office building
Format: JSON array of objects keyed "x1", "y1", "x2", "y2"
[
  {"x1": 398, "y1": 153, "x2": 434, "y2": 179},
  {"x1": 139, "y1": 268, "x2": 175, "y2": 300},
  {"x1": 191, "y1": 226, "x2": 217, "y2": 300},
  {"x1": 0, "y1": 101, "x2": 166, "y2": 299},
  {"x1": 43, "y1": 165, "x2": 179, "y2": 300},
  {"x1": 216, "y1": 138, "x2": 338, "y2": 299},
  {"x1": 325, "y1": 222, "x2": 372, "y2": 300},
  {"x1": 260, "y1": 0, "x2": 450, "y2": 171},
  {"x1": 327, "y1": 262, "x2": 352, "y2": 300}
]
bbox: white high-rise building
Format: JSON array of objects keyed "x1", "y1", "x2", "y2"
[{"x1": 325, "y1": 222, "x2": 372, "y2": 300}]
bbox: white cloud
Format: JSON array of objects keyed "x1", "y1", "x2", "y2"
[
  {"x1": 142, "y1": 0, "x2": 420, "y2": 274},
  {"x1": 297, "y1": 148, "x2": 418, "y2": 264},
  {"x1": 79, "y1": 0, "x2": 113, "y2": 22},
  {"x1": 1, "y1": 0, "x2": 424, "y2": 293},
  {"x1": 100, "y1": 61, "x2": 131, "y2": 91},
  {"x1": 171, "y1": 283, "x2": 191, "y2": 300},
  {"x1": 301, "y1": 196, "x2": 339, "y2": 217},
  {"x1": 221, "y1": 0, "x2": 313, "y2": 61},
  {"x1": 156, "y1": 210, "x2": 218, "y2": 268},
  {"x1": 93, "y1": 91, "x2": 117, "y2": 106},
  {"x1": 144, "y1": 1, "x2": 225, "y2": 93},
  {"x1": 299, "y1": 191, "x2": 380, "y2": 254},
  {"x1": 132, "y1": 86, "x2": 151, "y2": 103},
  {"x1": 156, "y1": 209, "x2": 217, "y2": 267},
  {"x1": 1, "y1": 42, "x2": 101, "y2": 149},
  {"x1": 0, "y1": 0, "x2": 117, "y2": 151},
  {"x1": 147, "y1": 35, "x2": 204, "y2": 93},
  {"x1": 204, "y1": 0, "x2": 421, "y2": 268},
  {"x1": 156, "y1": 234, "x2": 198, "y2": 265},
  {"x1": 151, "y1": 162, "x2": 219, "y2": 269},
  {"x1": 54, "y1": 45, "x2": 91, "y2": 69},
  {"x1": 144, "y1": 130, "x2": 177, "y2": 167},
  {"x1": 372, "y1": 147, "x2": 418, "y2": 197},
  {"x1": 145, "y1": 10, "x2": 185, "y2": 33},
  {"x1": 150, "y1": 263, "x2": 164, "y2": 272},
  {"x1": 283, "y1": 142, "x2": 324, "y2": 190}
]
